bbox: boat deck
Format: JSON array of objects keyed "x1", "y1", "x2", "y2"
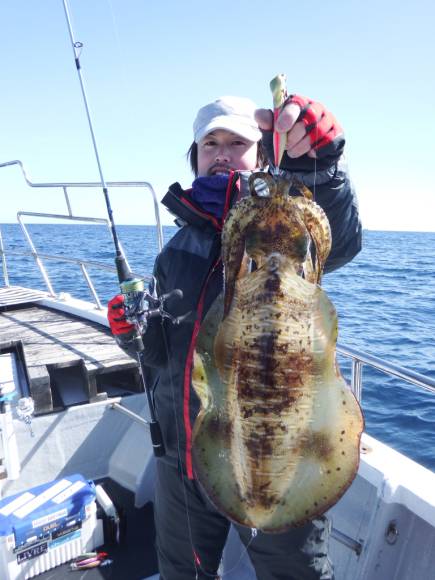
[{"x1": 0, "y1": 287, "x2": 140, "y2": 414}]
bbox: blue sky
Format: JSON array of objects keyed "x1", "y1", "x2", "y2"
[{"x1": 1, "y1": 0, "x2": 434, "y2": 230}]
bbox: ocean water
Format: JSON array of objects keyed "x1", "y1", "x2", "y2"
[{"x1": 1, "y1": 223, "x2": 435, "y2": 472}]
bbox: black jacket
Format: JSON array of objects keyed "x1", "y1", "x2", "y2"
[{"x1": 134, "y1": 146, "x2": 362, "y2": 477}]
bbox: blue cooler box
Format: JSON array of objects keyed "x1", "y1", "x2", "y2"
[{"x1": 0, "y1": 474, "x2": 103, "y2": 579}]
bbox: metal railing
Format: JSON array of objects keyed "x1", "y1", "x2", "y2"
[
  {"x1": 2, "y1": 159, "x2": 433, "y2": 397},
  {"x1": 2, "y1": 160, "x2": 434, "y2": 557},
  {"x1": 0, "y1": 248, "x2": 143, "y2": 309},
  {"x1": 0, "y1": 160, "x2": 164, "y2": 309},
  {"x1": 337, "y1": 343, "x2": 435, "y2": 401},
  {"x1": 0, "y1": 229, "x2": 9, "y2": 287}
]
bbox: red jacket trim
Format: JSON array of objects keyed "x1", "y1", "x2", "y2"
[
  {"x1": 183, "y1": 259, "x2": 221, "y2": 479},
  {"x1": 183, "y1": 171, "x2": 238, "y2": 479}
]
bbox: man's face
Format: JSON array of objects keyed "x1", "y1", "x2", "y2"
[{"x1": 197, "y1": 129, "x2": 258, "y2": 177}]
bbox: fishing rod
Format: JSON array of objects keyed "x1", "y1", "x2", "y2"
[
  {"x1": 61, "y1": 0, "x2": 183, "y2": 457},
  {"x1": 61, "y1": 1, "x2": 135, "y2": 284}
]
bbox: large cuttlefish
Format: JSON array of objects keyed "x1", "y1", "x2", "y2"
[{"x1": 191, "y1": 172, "x2": 364, "y2": 532}]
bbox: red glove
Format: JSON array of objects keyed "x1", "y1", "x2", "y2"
[
  {"x1": 284, "y1": 94, "x2": 344, "y2": 158},
  {"x1": 107, "y1": 295, "x2": 135, "y2": 336}
]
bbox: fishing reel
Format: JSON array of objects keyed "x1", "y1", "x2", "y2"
[{"x1": 120, "y1": 276, "x2": 191, "y2": 351}]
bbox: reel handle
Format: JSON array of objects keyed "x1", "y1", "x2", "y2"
[{"x1": 161, "y1": 289, "x2": 183, "y2": 302}]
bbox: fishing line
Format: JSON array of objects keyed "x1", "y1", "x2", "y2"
[
  {"x1": 103, "y1": 0, "x2": 131, "y2": 111},
  {"x1": 166, "y1": 85, "x2": 321, "y2": 577},
  {"x1": 158, "y1": 85, "x2": 323, "y2": 576},
  {"x1": 61, "y1": 0, "x2": 126, "y2": 274},
  {"x1": 105, "y1": 0, "x2": 124, "y2": 59},
  {"x1": 161, "y1": 327, "x2": 209, "y2": 577},
  {"x1": 160, "y1": 268, "x2": 257, "y2": 579},
  {"x1": 61, "y1": 2, "x2": 271, "y2": 576},
  {"x1": 61, "y1": 0, "x2": 165, "y2": 456}
]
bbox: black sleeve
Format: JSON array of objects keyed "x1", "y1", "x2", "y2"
[{"x1": 313, "y1": 164, "x2": 362, "y2": 273}]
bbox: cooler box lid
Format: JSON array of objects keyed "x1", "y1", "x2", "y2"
[{"x1": 0, "y1": 474, "x2": 96, "y2": 547}]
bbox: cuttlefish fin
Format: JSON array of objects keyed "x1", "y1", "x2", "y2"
[
  {"x1": 192, "y1": 295, "x2": 223, "y2": 410},
  {"x1": 293, "y1": 196, "x2": 332, "y2": 284},
  {"x1": 192, "y1": 293, "x2": 249, "y2": 526}
]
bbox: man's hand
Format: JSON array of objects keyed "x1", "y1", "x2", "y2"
[
  {"x1": 255, "y1": 95, "x2": 344, "y2": 159},
  {"x1": 107, "y1": 294, "x2": 135, "y2": 336}
]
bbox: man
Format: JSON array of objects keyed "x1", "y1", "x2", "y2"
[{"x1": 108, "y1": 92, "x2": 362, "y2": 579}]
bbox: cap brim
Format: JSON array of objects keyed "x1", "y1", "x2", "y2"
[{"x1": 195, "y1": 116, "x2": 262, "y2": 144}]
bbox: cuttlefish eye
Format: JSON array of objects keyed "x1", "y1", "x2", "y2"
[{"x1": 249, "y1": 172, "x2": 276, "y2": 197}]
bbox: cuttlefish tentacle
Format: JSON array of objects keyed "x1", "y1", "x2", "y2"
[
  {"x1": 292, "y1": 196, "x2": 332, "y2": 284},
  {"x1": 287, "y1": 177, "x2": 332, "y2": 284},
  {"x1": 192, "y1": 172, "x2": 364, "y2": 532},
  {"x1": 221, "y1": 195, "x2": 269, "y2": 317}
]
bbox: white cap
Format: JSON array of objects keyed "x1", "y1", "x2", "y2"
[{"x1": 193, "y1": 96, "x2": 262, "y2": 144}]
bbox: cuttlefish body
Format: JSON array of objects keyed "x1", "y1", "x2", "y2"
[{"x1": 191, "y1": 172, "x2": 364, "y2": 532}]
